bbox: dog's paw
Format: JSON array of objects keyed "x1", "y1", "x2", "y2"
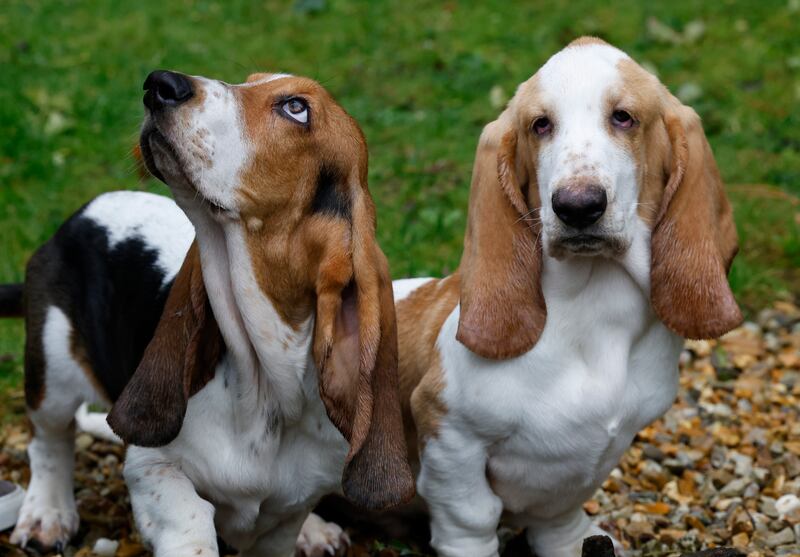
[
  {"x1": 10, "y1": 501, "x2": 79, "y2": 553},
  {"x1": 296, "y1": 513, "x2": 350, "y2": 557}
]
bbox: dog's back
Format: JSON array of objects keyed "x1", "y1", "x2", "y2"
[{"x1": 22, "y1": 190, "x2": 194, "y2": 405}]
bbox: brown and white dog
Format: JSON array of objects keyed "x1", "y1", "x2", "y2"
[
  {"x1": 3, "y1": 70, "x2": 414, "y2": 556},
  {"x1": 391, "y1": 38, "x2": 742, "y2": 557}
]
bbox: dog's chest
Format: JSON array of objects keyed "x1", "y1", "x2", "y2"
[
  {"x1": 165, "y1": 360, "x2": 347, "y2": 545},
  {"x1": 438, "y1": 259, "x2": 683, "y2": 516}
]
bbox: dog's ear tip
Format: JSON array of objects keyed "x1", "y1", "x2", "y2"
[
  {"x1": 106, "y1": 400, "x2": 184, "y2": 448},
  {"x1": 342, "y1": 463, "x2": 416, "y2": 510},
  {"x1": 456, "y1": 311, "x2": 544, "y2": 360}
]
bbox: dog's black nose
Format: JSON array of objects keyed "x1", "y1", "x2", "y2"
[
  {"x1": 143, "y1": 70, "x2": 193, "y2": 110},
  {"x1": 552, "y1": 185, "x2": 607, "y2": 229}
]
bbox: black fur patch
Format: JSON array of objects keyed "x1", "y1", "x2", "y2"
[
  {"x1": 24, "y1": 203, "x2": 175, "y2": 406},
  {"x1": 311, "y1": 165, "x2": 351, "y2": 220},
  {"x1": 0, "y1": 283, "x2": 23, "y2": 317}
]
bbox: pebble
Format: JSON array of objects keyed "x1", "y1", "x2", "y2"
[
  {"x1": 3, "y1": 301, "x2": 800, "y2": 557},
  {"x1": 92, "y1": 538, "x2": 119, "y2": 557},
  {"x1": 720, "y1": 477, "x2": 750, "y2": 497},
  {"x1": 75, "y1": 433, "x2": 93, "y2": 452},
  {"x1": 766, "y1": 528, "x2": 795, "y2": 548}
]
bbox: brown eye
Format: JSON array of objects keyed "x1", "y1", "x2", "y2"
[
  {"x1": 612, "y1": 110, "x2": 634, "y2": 129},
  {"x1": 532, "y1": 117, "x2": 552, "y2": 136},
  {"x1": 281, "y1": 98, "x2": 308, "y2": 123}
]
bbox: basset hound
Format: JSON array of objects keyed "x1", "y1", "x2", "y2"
[
  {"x1": 4, "y1": 70, "x2": 414, "y2": 556},
  {"x1": 392, "y1": 37, "x2": 742, "y2": 557}
]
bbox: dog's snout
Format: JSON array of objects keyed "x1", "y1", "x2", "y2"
[
  {"x1": 143, "y1": 70, "x2": 193, "y2": 110},
  {"x1": 551, "y1": 185, "x2": 607, "y2": 229}
]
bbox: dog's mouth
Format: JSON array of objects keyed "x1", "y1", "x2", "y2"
[
  {"x1": 550, "y1": 233, "x2": 627, "y2": 258},
  {"x1": 139, "y1": 123, "x2": 228, "y2": 215},
  {"x1": 139, "y1": 124, "x2": 168, "y2": 183}
]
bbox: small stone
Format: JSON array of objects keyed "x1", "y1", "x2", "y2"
[
  {"x1": 92, "y1": 538, "x2": 119, "y2": 557},
  {"x1": 729, "y1": 452, "x2": 753, "y2": 477},
  {"x1": 583, "y1": 500, "x2": 600, "y2": 515},
  {"x1": 766, "y1": 528, "x2": 796, "y2": 548},
  {"x1": 753, "y1": 467, "x2": 770, "y2": 484},
  {"x1": 626, "y1": 519, "x2": 655, "y2": 541},
  {"x1": 638, "y1": 501, "x2": 671, "y2": 515},
  {"x1": 75, "y1": 433, "x2": 94, "y2": 452},
  {"x1": 776, "y1": 494, "x2": 800, "y2": 519},
  {"x1": 770, "y1": 441, "x2": 785, "y2": 455},
  {"x1": 731, "y1": 532, "x2": 750, "y2": 547},
  {"x1": 658, "y1": 528, "x2": 686, "y2": 543},
  {"x1": 642, "y1": 443, "x2": 666, "y2": 462},
  {"x1": 742, "y1": 482, "x2": 759, "y2": 498},
  {"x1": 721, "y1": 477, "x2": 750, "y2": 497},
  {"x1": 760, "y1": 496, "x2": 780, "y2": 518}
]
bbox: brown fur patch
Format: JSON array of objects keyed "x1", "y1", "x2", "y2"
[
  {"x1": 456, "y1": 107, "x2": 546, "y2": 360},
  {"x1": 650, "y1": 101, "x2": 742, "y2": 338},
  {"x1": 567, "y1": 36, "x2": 609, "y2": 48},
  {"x1": 396, "y1": 276, "x2": 460, "y2": 459},
  {"x1": 69, "y1": 329, "x2": 110, "y2": 402}
]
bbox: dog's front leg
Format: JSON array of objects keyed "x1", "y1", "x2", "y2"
[
  {"x1": 417, "y1": 427, "x2": 503, "y2": 557},
  {"x1": 125, "y1": 447, "x2": 219, "y2": 557},
  {"x1": 525, "y1": 507, "x2": 622, "y2": 557}
]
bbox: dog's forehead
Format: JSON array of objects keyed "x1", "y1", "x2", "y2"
[
  {"x1": 533, "y1": 43, "x2": 631, "y2": 109},
  {"x1": 237, "y1": 73, "x2": 320, "y2": 93}
]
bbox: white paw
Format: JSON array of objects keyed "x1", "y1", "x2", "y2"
[
  {"x1": 10, "y1": 499, "x2": 79, "y2": 553},
  {"x1": 295, "y1": 513, "x2": 349, "y2": 557}
]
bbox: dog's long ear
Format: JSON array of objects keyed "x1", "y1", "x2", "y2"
[
  {"x1": 456, "y1": 117, "x2": 546, "y2": 359},
  {"x1": 108, "y1": 242, "x2": 223, "y2": 446},
  {"x1": 312, "y1": 172, "x2": 415, "y2": 510},
  {"x1": 650, "y1": 98, "x2": 742, "y2": 338}
]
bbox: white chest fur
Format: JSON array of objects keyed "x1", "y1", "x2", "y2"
[
  {"x1": 433, "y1": 231, "x2": 683, "y2": 520},
  {"x1": 125, "y1": 354, "x2": 347, "y2": 552}
]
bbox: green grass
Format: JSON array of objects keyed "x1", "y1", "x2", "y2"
[{"x1": 1, "y1": 0, "x2": 799, "y2": 389}]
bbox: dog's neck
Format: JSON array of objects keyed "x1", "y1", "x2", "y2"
[{"x1": 188, "y1": 208, "x2": 316, "y2": 422}]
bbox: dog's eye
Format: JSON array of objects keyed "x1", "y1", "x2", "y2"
[
  {"x1": 532, "y1": 117, "x2": 552, "y2": 136},
  {"x1": 611, "y1": 110, "x2": 634, "y2": 129},
  {"x1": 282, "y1": 98, "x2": 308, "y2": 124}
]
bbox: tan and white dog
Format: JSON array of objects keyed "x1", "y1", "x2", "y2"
[
  {"x1": 391, "y1": 38, "x2": 742, "y2": 557},
  {"x1": 4, "y1": 70, "x2": 414, "y2": 556}
]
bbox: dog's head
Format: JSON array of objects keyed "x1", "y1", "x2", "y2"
[
  {"x1": 457, "y1": 37, "x2": 742, "y2": 359},
  {"x1": 139, "y1": 71, "x2": 365, "y2": 225},
  {"x1": 112, "y1": 71, "x2": 414, "y2": 510}
]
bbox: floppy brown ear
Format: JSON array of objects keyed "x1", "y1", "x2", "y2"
[
  {"x1": 108, "y1": 242, "x2": 223, "y2": 446},
  {"x1": 313, "y1": 181, "x2": 415, "y2": 510},
  {"x1": 650, "y1": 100, "x2": 743, "y2": 339},
  {"x1": 456, "y1": 118, "x2": 546, "y2": 360}
]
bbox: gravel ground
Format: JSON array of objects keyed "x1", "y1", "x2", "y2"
[{"x1": 1, "y1": 302, "x2": 799, "y2": 557}]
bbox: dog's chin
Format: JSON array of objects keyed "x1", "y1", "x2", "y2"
[
  {"x1": 548, "y1": 234, "x2": 628, "y2": 260},
  {"x1": 139, "y1": 126, "x2": 229, "y2": 216},
  {"x1": 140, "y1": 126, "x2": 182, "y2": 186}
]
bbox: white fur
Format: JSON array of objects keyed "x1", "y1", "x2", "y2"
[
  {"x1": 75, "y1": 404, "x2": 122, "y2": 443},
  {"x1": 82, "y1": 191, "x2": 194, "y2": 280},
  {"x1": 393, "y1": 277, "x2": 434, "y2": 302},
  {"x1": 11, "y1": 306, "x2": 102, "y2": 549},
  {"x1": 413, "y1": 43, "x2": 685, "y2": 557}
]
